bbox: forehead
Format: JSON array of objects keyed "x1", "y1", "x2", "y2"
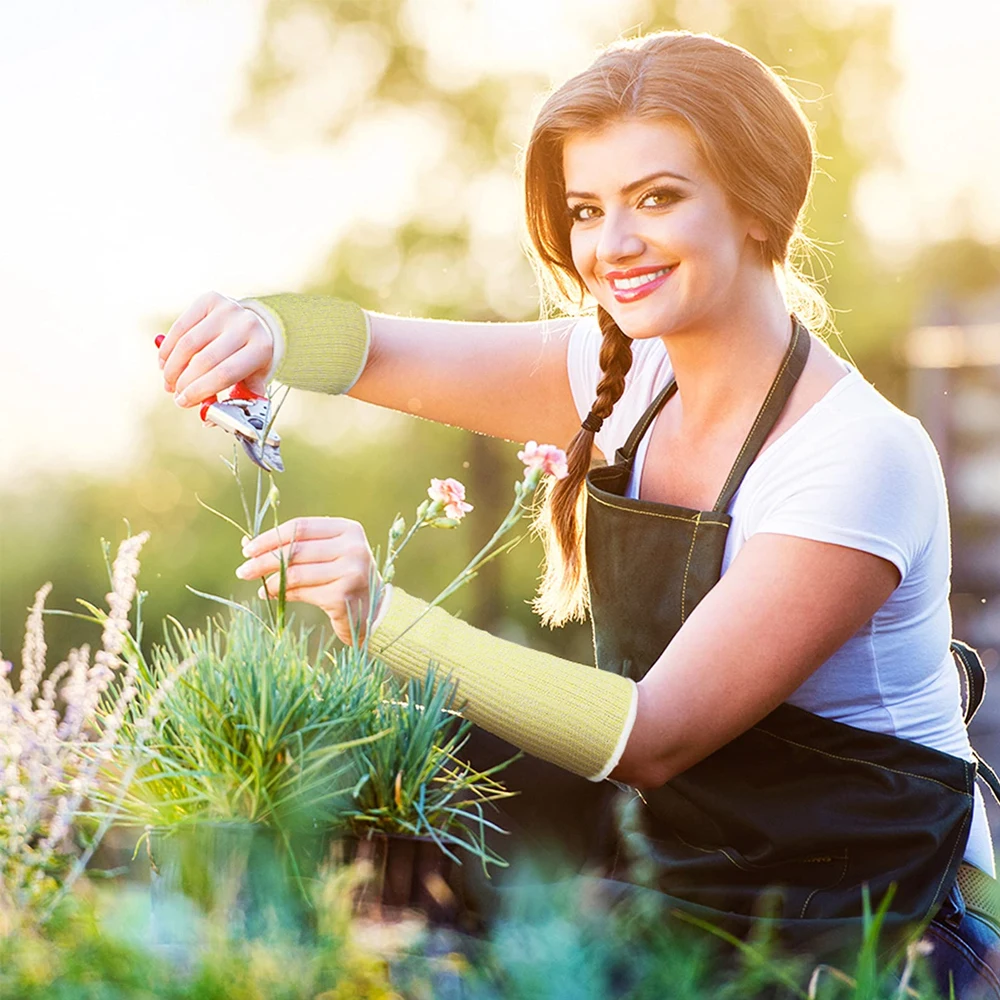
[{"x1": 562, "y1": 119, "x2": 704, "y2": 191}]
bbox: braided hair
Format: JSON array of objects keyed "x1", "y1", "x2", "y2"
[{"x1": 532, "y1": 307, "x2": 632, "y2": 625}]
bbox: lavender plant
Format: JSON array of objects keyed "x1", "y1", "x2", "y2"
[{"x1": 0, "y1": 532, "x2": 188, "y2": 927}]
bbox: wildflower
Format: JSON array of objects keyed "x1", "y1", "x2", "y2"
[
  {"x1": 427, "y1": 478, "x2": 473, "y2": 521},
  {"x1": 517, "y1": 441, "x2": 568, "y2": 481}
]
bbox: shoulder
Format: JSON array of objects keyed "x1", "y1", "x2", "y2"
[
  {"x1": 743, "y1": 370, "x2": 946, "y2": 581},
  {"x1": 760, "y1": 371, "x2": 942, "y2": 482}
]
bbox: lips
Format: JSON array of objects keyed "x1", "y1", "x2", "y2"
[{"x1": 605, "y1": 264, "x2": 676, "y2": 303}]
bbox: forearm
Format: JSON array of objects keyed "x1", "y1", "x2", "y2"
[
  {"x1": 242, "y1": 293, "x2": 581, "y2": 443},
  {"x1": 368, "y1": 587, "x2": 639, "y2": 782},
  {"x1": 352, "y1": 312, "x2": 563, "y2": 435}
]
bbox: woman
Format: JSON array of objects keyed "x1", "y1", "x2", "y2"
[{"x1": 159, "y1": 31, "x2": 1000, "y2": 994}]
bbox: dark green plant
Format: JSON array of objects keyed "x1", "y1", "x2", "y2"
[{"x1": 343, "y1": 666, "x2": 515, "y2": 871}]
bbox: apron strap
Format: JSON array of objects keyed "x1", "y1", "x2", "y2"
[
  {"x1": 949, "y1": 639, "x2": 1000, "y2": 806},
  {"x1": 952, "y1": 639, "x2": 987, "y2": 726},
  {"x1": 712, "y1": 316, "x2": 812, "y2": 514},
  {"x1": 614, "y1": 380, "x2": 678, "y2": 467}
]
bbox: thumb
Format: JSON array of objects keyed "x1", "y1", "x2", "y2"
[{"x1": 245, "y1": 371, "x2": 268, "y2": 397}]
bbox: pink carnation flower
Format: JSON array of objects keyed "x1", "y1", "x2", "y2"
[
  {"x1": 428, "y1": 477, "x2": 474, "y2": 520},
  {"x1": 517, "y1": 441, "x2": 569, "y2": 480}
]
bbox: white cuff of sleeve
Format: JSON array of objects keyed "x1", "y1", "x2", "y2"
[
  {"x1": 587, "y1": 681, "x2": 639, "y2": 782},
  {"x1": 239, "y1": 298, "x2": 286, "y2": 382},
  {"x1": 370, "y1": 583, "x2": 394, "y2": 634}
]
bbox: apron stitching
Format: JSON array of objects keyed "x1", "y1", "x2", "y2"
[
  {"x1": 675, "y1": 830, "x2": 753, "y2": 870},
  {"x1": 588, "y1": 491, "x2": 728, "y2": 525},
  {"x1": 714, "y1": 325, "x2": 800, "y2": 509},
  {"x1": 799, "y1": 854, "x2": 850, "y2": 919},
  {"x1": 930, "y1": 808, "x2": 973, "y2": 915},
  {"x1": 680, "y1": 512, "x2": 702, "y2": 625},
  {"x1": 755, "y1": 727, "x2": 975, "y2": 796}
]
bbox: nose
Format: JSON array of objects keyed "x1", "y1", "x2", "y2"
[{"x1": 596, "y1": 209, "x2": 645, "y2": 264}]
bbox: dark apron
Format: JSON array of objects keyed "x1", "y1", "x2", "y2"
[
  {"x1": 461, "y1": 316, "x2": 989, "y2": 954},
  {"x1": 584, "y1": 316, "x2": 979, "y2": 949}
]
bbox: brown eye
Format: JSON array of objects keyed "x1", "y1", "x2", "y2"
[
  {"x1": 639, "y1": 186, "x2": 683, "y2": 209},
  {"x1": 568, "y1": 204, "x2": 600, "y2": 222}
]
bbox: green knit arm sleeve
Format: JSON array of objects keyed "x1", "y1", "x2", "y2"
[
  {"x1": 239, "y1": 294, "x2": 370, "y2": 395},
  {"x1": 368, "y1": 587, "x2": 639, "y2": 783}
]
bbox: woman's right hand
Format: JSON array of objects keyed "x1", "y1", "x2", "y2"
[{"x1": 158, "y1": 291, "x2": 274, "y2": 407}]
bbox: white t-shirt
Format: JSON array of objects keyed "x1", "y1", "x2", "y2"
[{"x1": 566, "y1": 316, "x2": 993, "y2": 873}]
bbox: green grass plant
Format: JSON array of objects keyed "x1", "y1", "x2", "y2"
[
  {"x1": 117, "y1": 606, "x2": 382, "y2": 836},
  {"x1": 343, "y1": 665, "x2": 516, "y2": 871}
]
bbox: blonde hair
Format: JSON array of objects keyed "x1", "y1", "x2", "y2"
[{"x1": 523, "y1": 30, "x2": 828, "y2": 627}]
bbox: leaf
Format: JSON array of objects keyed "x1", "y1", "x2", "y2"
[
  {"x1": 194, "y1": 494, "x2": 246, "y2": 534},
  {"x1": 184, "y1": 587, "x2": 272, "y2": 631}
]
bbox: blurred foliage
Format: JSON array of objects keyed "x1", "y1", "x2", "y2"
[
  {"x1": 0, "y1": 871, "x2": 948, "y2": 999},
  {"x1": 4, "y1": 0, "x2": 1000, "y2": 678}
]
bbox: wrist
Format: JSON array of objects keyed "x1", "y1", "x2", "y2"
[
  {"x1": 239, "y1": 298, "x2": 285, "y2": 382},
  {"x1": 238, "y1": 294, "x2": 370, "y2": 395}
]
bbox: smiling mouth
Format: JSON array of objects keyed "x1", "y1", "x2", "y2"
[{"x1": 609, "y1": 266, "x2": 674, "y2": 291}]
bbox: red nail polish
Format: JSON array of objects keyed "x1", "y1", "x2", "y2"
[{"x1": 154, "y1": 335, "x2": 165, "y2": 348}]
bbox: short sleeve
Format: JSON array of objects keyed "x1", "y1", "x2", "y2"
[
  {"x1": 748, "y1": 415, "x2": 943, "y2": 582},
  {"x1": 566, "y1": 316, "x2": 600, "y2": 421}
]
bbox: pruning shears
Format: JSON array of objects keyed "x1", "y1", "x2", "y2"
[
  {"x1": 199, "y1": 381, "x2": 284, "y2": 474},
  {"x1": 156, "y1": 335, "x2": 283, "y2": 473}
]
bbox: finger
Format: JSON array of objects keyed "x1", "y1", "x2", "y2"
[
  {"x1": 162, "y1": 310, "x2": 227, "y2": 392},
  {"x1": 175, "y1": 342, "x2": 269, "y2": 407},
  {"x1": 244, "y1": 518, "x2": 361, "y2": 558},
  {"x1": 257, "y1": 563, "x2": 346, "y2": 593},
  {"x1": 172, "y1": 327, "x2": 249, "y2": 394},
  {"x1": 236, "y1": 537, "x2": 348, "y2": 580},
  {"x1": 158, "y1": 291, "x2": 227, "y2": 369}
]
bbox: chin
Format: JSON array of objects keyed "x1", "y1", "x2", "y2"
[{"x1": 610, "y1": 309, "x2": 683, "y2": 342}]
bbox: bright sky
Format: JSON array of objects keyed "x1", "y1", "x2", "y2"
[{"x1": 2, "y1": 0, "x2": 999, "y2": 488}]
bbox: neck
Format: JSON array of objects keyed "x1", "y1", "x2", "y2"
[{"x1": 659, "y1": 271, "x2": 795, "y2": 437}]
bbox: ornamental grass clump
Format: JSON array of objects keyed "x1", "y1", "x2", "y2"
[
  {"x1": 116, "y1": 606, "x2": 384, "y2": 836},
  {"x1": 0, "y1": 532, "x2": 187, "y2": 927}
]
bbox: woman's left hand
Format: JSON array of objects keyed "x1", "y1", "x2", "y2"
[{"x1": 235, "y1": 517, "x2": 383, "y2": 644}]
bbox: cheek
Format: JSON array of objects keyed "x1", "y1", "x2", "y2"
[{"x1": 676, "y1": 211, "x2": 743, "y2": 275}]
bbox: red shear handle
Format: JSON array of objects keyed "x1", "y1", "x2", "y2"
[
  {"x1": 228, "y1": 381, "x2": 265, "y2": 402},
  {"x1": 196, "y1": 381, "x2": 265, "y2": 421}
]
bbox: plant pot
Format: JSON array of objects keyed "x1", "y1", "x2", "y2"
[
  {"x1": 333, "y1": 831, "x2": 480, "y2": 930},
  {"x1": 148, "y1": 822, "x2": 329, "y2": 945}
]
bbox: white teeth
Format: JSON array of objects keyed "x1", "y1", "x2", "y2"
[{"x1": 611, "y1": 267, "x2": 671, "y2": 291}]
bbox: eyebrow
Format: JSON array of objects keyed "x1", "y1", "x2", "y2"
[{"x1": 565, "y1": 170, "x2": 692, "y2": 201}]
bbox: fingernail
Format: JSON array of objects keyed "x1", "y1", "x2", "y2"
[
  {"x1": 235, "y1": 563, "x2": 249, "y2": 579},
  {"x1": 154, "y1": 334, "x2": 165, "y2": 348},
  {"x1": 257, "y1": 586, "x2": 266, "y2": 600},
  {"x1": 174, "y1": 392, "x2": 188, "y2": 407}
]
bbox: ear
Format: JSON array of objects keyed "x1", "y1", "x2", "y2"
[{"x1": 747, "y1": 219, "x2": 768, "y2": 243}]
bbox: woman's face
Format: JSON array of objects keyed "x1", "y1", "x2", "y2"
[{"x1": 563, "y1": 118, "x2": 766, "y2": 341}]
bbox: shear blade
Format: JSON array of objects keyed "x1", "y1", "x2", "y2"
[
  {"x1": 236, "y1": 434, "x2": 283, "y2": 473},
  {"x1": 204, "y1": 398, "x2": 284, "y2": 473}
]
